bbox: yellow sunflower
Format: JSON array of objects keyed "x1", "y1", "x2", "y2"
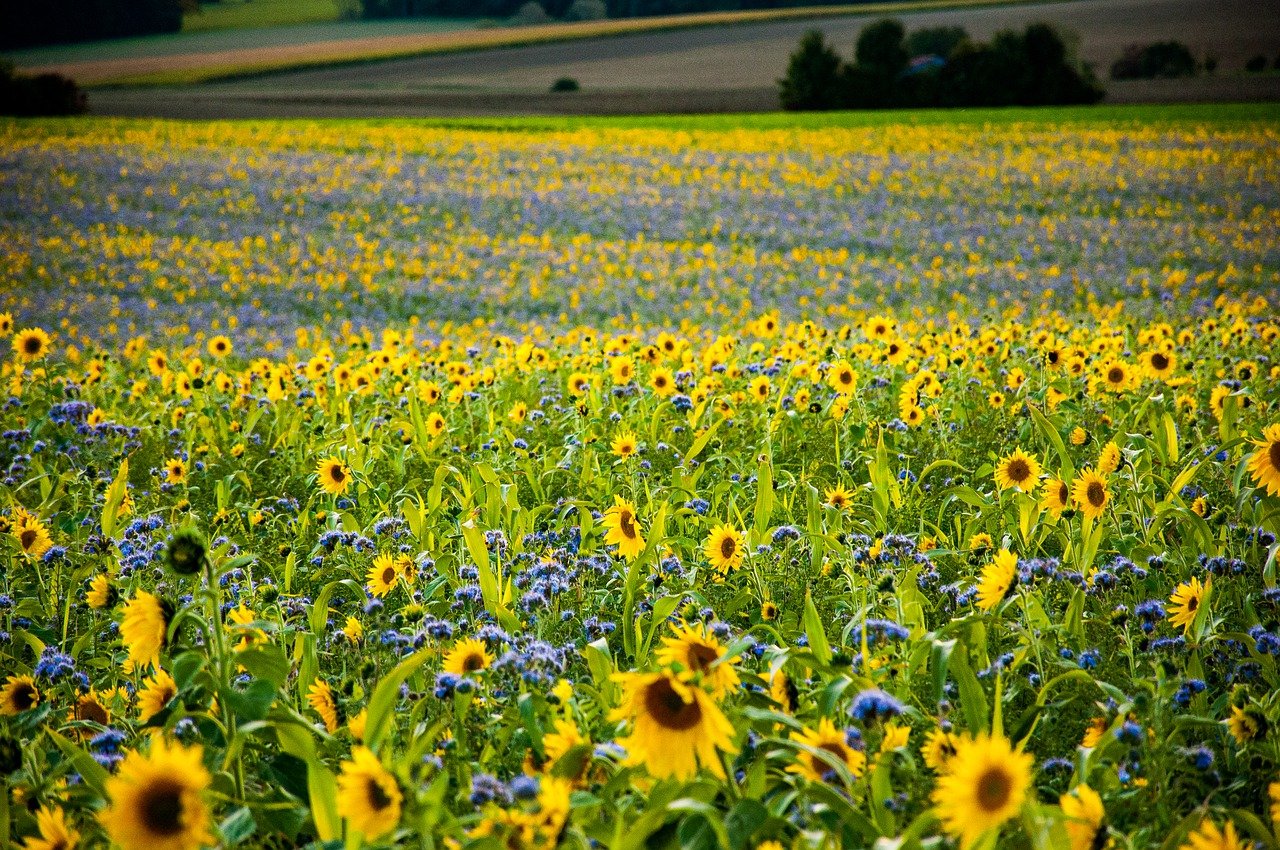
[
  {"x1": 307, "y1": 679, "x2": 341, "y2": 733},
  {"x1": 1246, "y1": 423, "x2": 1280, "y2": 497},
  {"x1": 163, "y1": 459, "x2": 187, "y2": 485},
  {"x1": 1072, "y1": 469, "x2": 1110, "y2": 521},
  {"x1": 1097, "y1": 359, "x2": 1133, "y2": 393},
  {"x1": 366, "y1": 552, "x2": 399, "y2": 598},
  {"x1": 315, "y1": 456, "x2": 351, "y2": 496},
  {"x1": 442, "y1": 637, "x2": 494, "y2": 676},
  {"x1": 824, "y1": 485, "x2": 854, "y2": 511},
  {"x1": 0, "y1": 674, "x2": 40, "y2": 716},
  {"x1": 931, "y1": 733, "x2": 1033, "y2": 849},
  {"x1": 99, "y1": 737, "x2": 213, "y2": 850},
  {"x1": 1141, "y1": 348, "x2": 1176, "y2": 380},
  {"x1": 603, "y1": 496, "x2": 645, "y2": 560},
  {"x1": 567, "y1": 371, "x2": 591, "y2": 397},
  {"x1": 21, "y1": 805, "x2": 80, "y2": 850},
  {"x1": 611, "y1": 430, "x2": 638, "y2": 459},
  {"x1": 1226, "y1": 704, "x2": 1267, "y2": 744},
  {"x1": 12, "y1": 327, "x2": 51, "y2": 362},
  {"x1": 138, "y1": 669, "x2": 178, "y2": 723},
  {"x1": 1060, "y1": 784, "x2": 1107, "y2": 850},
  {"x1": 649, "y1": 366, "x2": 676, "y2": 396},
  {"x1": 611, "y1": 670, "x2": 736, "y2": 780},
  {"x1": 976, "y1": 549, "x2": 1018, "y2": 612},
  {"x1": 73, "y1": 689, "x2": 112, "y2": 726},
  {"x1": 788, "y1": 717, "x2": 866, "y2": 783},
  {"x1": 336, "y1": 747, "x2": 403, "y2": 840},
  {"x1": 206, "y1": 335, "x2": 232, "y2": 359},
  {"x1": 704, "y1": 524, "x2": 745, "y2": 574},
  {"x1": 827, "y1": 360, "x2": 857, "y2": 394},
  {"x1": 13, "y1": 515, "x2": 53, "y2": 558},
  {"x1": 994, "y1": 448, "x2": 1041, "y2": 492},
  {"x1": 87, "y1": 573, "x2": 116, "y2": 608},
  {"x1": 921, "y1": 727, "x2": 960, "y2": 772},
  {"x1": 1098, "y1": 441, "x2": 1122, "y2": 474},
  {"x1": 656, "y1": 622, "x2": 740, "y2": 698},
  {"x1": 769, "y1": 669, "x2": 797, "y2": 713},
  {"x1": 1178, "y1": 819, "x2": 1246, "y2": 850},
  {"x1": 1168, "y1": 575, "x2": 1210, "y2": 634},
  {"x1": 121, "y1": 590, "x2": 169, "y2": 669},
  {"x1": 1042, "y1": 478, "x2": 1072, "y2": 517}
]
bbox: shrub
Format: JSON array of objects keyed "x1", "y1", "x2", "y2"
[
  {"x1": 855, "y1": 18, "x2": 908, "y2": 77},
  {"x1": 1111, "y1": 41, "x2": 1197, "y2": 79},
  {"x1": 0, "y1": 64, "x2": 87, "y2": 116},
  {"x1": 550, "y1": 76, "x2": 580, "y2": 92},
  {"x1": 563, "y1": 0, "x2": 606, "y2": 20},
  {"x1": 1245, "y1": 54, "x2": 1267, "y2": 73},
  {"x1": 905, "y1": 26, "x2": 968, "y2": 59},
  {"x1": 509, "y1": 1, "x2": 551, "y2": 25},
  {"x1": 778, "y1": 29, "x2": 843, "y2": 111}
]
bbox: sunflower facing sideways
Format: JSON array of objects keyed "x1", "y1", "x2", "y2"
[
  {"x1": 994, "y1": 448, "x2": 1041, "y2": 492},
  {"x1": 20, "y1": 806, "x2": 80, "y2": 850},
  {"x1": 976, "y1": 549, "x2": 1018, "y2": 612},
  {"x1": 704, "y1": 524, "x2": 745, "y2": 575},
  {"x1": 611, "y1": 669, "x2": 736, "y2": 780},
  {"x1": 788, "y1": 717, "x2": 867, "y2": 784},
  {"x1": 1042, "y1": 478, "x2": 1072, "y2": 517},
  {"x1": 1246, "y1": 423, "x2": 1280, "y2": 497},
  {"x1": 1177, "y1": 819, "x2": 1247, "y2": 850},
  {"x1": 443, "y1": 637, "x2": 494, "y2": 677},
  {"x1": 655, "y1": 621, "x2": 740, "y2": 698},
  {"x1": 1072, "y1": 469, "x2": 1110, "y2": 521},
  {"x1": 99, "y1": 737, "x2": 213, "y2": 850},
  {"x1": 1060, "y1": 784, "x2": 1108, "y2": 850},
  {"x1": 931, "y1": 732, "x2": 1033, "y2": 849},
  {"x1": 1168, "y1": 575, "x2": 1210, "y2": 635},
  {"x1": 336, "y1": 747, "x2": 403, "y2": 840},
  {"x1": 315, "y1": 456, "x2": 351, "y2": 496},
  {"x1": 120, "y1": 590, "x2": 171, "y2": 669},
  {"x1": 603, "y1": 496, "x2": 645, "y2": 560}
]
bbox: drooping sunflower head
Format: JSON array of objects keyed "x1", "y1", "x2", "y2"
[
  {"x1": 1042, "y1": 478, "x2": 1072, "y2": 516},
  {"x1": 98, "y1": 737, "x2": 213, "y2": 850},
  {"x1": 769, "y1": 669, "x2": 798, "y2": 713},
  {"x1": 931, "y1": 733, "x2": 1033, "y2": 849},
  {"x1": 336, "y1": 747, "x2": 403, "y2": 841},
  {"x1": 443, "y1": 637, "x2": 494, "y2": 677},
  {"x1": 138, "y1": 670, "x2": 178, "y2": 723},
  {"x1": 307, "y1": 679, "x2": 342, "y2": 733},
  {"x1": 316, "y1": 456, "x2": 351, "y2": 496},
  {"x1": 994, "y1": 448, "x2": 1041, "y2": 492},
  {"x1": 121, "y1": 590, "x2": 172, "y2": 669}
]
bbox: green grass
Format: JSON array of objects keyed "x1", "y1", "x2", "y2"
[{"x1": 182, "y1": 0, "x2": 347, "y2": 33}]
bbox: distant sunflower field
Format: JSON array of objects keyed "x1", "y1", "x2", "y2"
[{"x1": 1, "y1": 107, "x2": 1279, "y2": 850}]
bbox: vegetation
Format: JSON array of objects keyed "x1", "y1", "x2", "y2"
[
  {"x1": 0, "y1": 109, "x2": 1278, "y2": 850},
  {"x1": 0, "y1": 0, "x2": 183, "y2": 49},
  {"x1": 780, "y1": 20, "x2": 1103, "y2": 111},
  {"x1": 1110, "y1": 41, "x2": 1197, "y2": 80},
  {"x1": 0, "y1": 62, "x2": 85, "y2": 114},
  {"x1": 181, "y1": 0, "x2": 351, "y2": 33}
]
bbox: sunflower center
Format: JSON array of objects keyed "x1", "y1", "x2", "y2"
[
  {"x1": 381, "y1": 567, "x2": 396, "y2": 585},
  {"x1": 655, "y1": 376, "x2": 667, "y2": 388},
  {"x1": 1107, "y1": 367, "x2": 1124, "y2": 384},
  {"x1": 686, "y1": 642, "x2": 719, "y2": 672},
  {"x1": 1269, "y1": 440, "x2": 1280, "y2": 471},
  {"x1": 1186, "y1": 596, "x2": 1198, "y2": 613},
  {"x1": 817, "y1": 742, "x2": 849, "y2": 766},
  {"x1": 1007, "y1": 459, "x2": 1030, "y2": 482},
  {"x1": 13, "y1": 683, "x2": 37, "y2": 711},
  {"x1": 720, "y1": 536, "x2": 736, "y2": 559},
  {"x1": 839, "y1": 370, "x2": 852, "y2": 384},
  {"x1": 1057, "y1": 482, "x2": 1069, "y2": 503},
  {"x1": 1086, "y1": 481, "x2": 1106, "y2": 507},
  {"x1": 19, "y1": 528, "x2": 37, "y2": 549},
  {"x1": 139, "y1": 779, "x2": 186, "y2": 836},
  {"x1": 23, "y1": 336, "x2": 42, "y2": 355},
  {"x1": 366, "y1": 777, "x2": 393, "y2": 812},
  {"x1": 643, "y1": 678, "x2": 703, "y2": 731},
  {"x1": 1151, "y1": 352, "x2": 1169, "y2": 370},
  {"x1": 461, "y1": 652, "x2": 485, "y2": 673},
  {"x1": 975, "y1": 766, "x2": 1013, "y2": 812},
  {"x1": 78, "y1": 698, "x2": 109, "y2": 724},
  {"x1": 619, "y1": 512, "x2": 636, "y2": 539},
  {"x1": 330, "y1": 466, "x2": 345, "y2": 483}
]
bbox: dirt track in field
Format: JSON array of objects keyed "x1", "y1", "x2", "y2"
[{"x1": 87, "y1": 0, "x2": 1280, "y2": 118}]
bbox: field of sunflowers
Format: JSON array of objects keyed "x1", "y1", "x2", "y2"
[{"x1": 1, "y1": 105, "x2": 1279, "y2": 850}]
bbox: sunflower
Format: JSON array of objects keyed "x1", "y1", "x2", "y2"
[
  {"x1": 336, "y1": 747, "x2": 403, "y2": 840},
  {"x1": 609, "y1": 356, "x2": 635, "y2": 385},
  {"x1": 760, "y1": 600, "x2": 779, "y2": 621},
  {"x1": 316, "y1": 457, "x2": 351, "y2": 496},
  {"x1": 788, "y1": 717, "x2": 866, "y2": 783},
  {"x1": 206, "y1": 336, "x2": 232, "y2": 358},
  {"x1": 649, "y1": 366, "x2": 676, "y2": 396},
  {"x1": 1070, "y1": 427, "x2": 1090, "y2": 446},
  {"x1": 1226, "y1": 704, "x2": 1267, "y2": 744},
  {"x1": 1098, "y1": 441, "x2": 1122, "y2": 474},
  {"x1": 921, "y1": 727, "x2": 960, "y2": 772},
  {"x1": 0, "y1": 674, "x2": 40, "y2": 716},
  {"x1": 1072, "y1": 469, "x2": 1110, "y2": 521},
  {"x1": 976, "y1": 549, "x2": 1018, "y2": 612},
  {"x1": 0, "y1": 312, "x2": 11, "y2": 334},
  {"x1": 931, "y1": 733, "x2": 1033, "y2": 849},
  {"x1": 134, "y1": 668, "x2": 177, "y2": 722},
  {"x1": 121, "y1": 591, "x2": 170, "y2": 669},
  {"x1": 1271, "y1": 782, "x2": 1280, "y2": 829},
  {"x1": 828, "y1": 360, "x2": 857, "y2": 394},
  {"x1": 603, "y1": 496, "x2": 645, "y2": 560},
  {"x1": 769, "y1": 669, "x2": 797, "y2": 713},
  {"x1": 87, "y1": 573, "x2": 116, "y2": 609},
  {"x1": 1042, "y1": 478, "x2": 1072, "y2": 517},
  {"x1": 1097, "y1": 359, "x2": 1133, "y2": 393},
  {"x1": 749, "y1": 375, "x2": 771, "y2": 401},
  {"x1": 73, "y1": 689, "x2": 112, "y2": 726},
  {"x1": 425, "y1": 411, "x2": 447, "y2": 438},
  {"x1": 1168, "y1": 575, "x2": 1210, "y2": 634},
  {"x1": 307, "y1": 679, "x2": 342, "y2": 733},
  {"x1": 99, "y1": 737, "x2": 213, "y2": 850},
  {"x1": 443, "y1": 637, "x2": 494, "y2": 676},
  {"x1": 1060, "y1": 784, "x2": 1107, "y2": 850},
  {"x1": 864, "y1": 315, "x2": 894, "y2": 341},
  {"x1": 1178, "y1": 819, "x2": 1246, "y2": 850},
  {"x1": 567, "y1": 372, "x2": 591, "y2": 397},
  {"x1": 611, "y1": 670, "x2": 736, "y2": 780},
  {"x1": 824, "y1": 485, "x2": 854, "y2": 511},
  {"x1": 656, "y1": 622, "x2": 740, "y2": 698},
  {"x1": 1141, "y1": 348, "x2": 1176, "y2": 380},
  {"x1": 21, "y1": 805, "x2": 80, "y2": 850},
  {"x1": 994, "y1": 448, "x2": 1041, "y2": 492},
  {"x1": 704, "y1": 524, "x2": 745, "y2": 574},
  {"x1": 611, "y1": 430, "x2": 638, "y2": 459},
  {"x1": 367, "y1": 552, "x2": 399, "y2": 598},
  {"x1": 13, "y1": 515, "x2": 53, "y2": 558},
  {"x1": 1246, "y1": 423, "x2": 1280, "y2": 497},
  {"x1": 12, "y1": 327, "x2": 51, "y2": 362}
]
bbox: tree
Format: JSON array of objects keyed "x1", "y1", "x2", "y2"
[
  {"x1": 777, "y1": 29, "x2": 842, "y2": 111},
  {"x1": 855, "y1": 18, "x2": 908, "y2": 77},
  {"x1": 905, "y1": 26, "x2": 967, "y2": 59}
]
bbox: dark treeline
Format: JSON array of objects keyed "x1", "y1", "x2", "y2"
[
  {"x1": 361, "y1": 0, "x2": 882, "y2": 18},
  {"x1": 779, "y1": 20, "x2": 1104, "y2": 110},
  {"x1": 1, "y1": 0, "x2": 184, "y2": 50}
]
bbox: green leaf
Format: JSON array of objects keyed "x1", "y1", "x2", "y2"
[
  {"x1": 235, "y1": 646, "x2": 290, "y2": 689},
  {"x1": 100, "y1": 458, "x2": 129, "y2": 541},
  {"x1": 47, "y1": 729, "x2": 110, "y2": 797},
  {"x1": 1028, "y1": 404, "x2": 1074, "y2": 480},
  {"x1": 223, "y1": 678, "x2": 276, "y2": 722},
  {"x1": 803, "y1": 590, "x2": 831, "y2": 665},
  {"x1": 219, "y1": 807, "x2": 257, "y2": 846},
  {"x1": 948, "y1": 643, "x2": 989, "y2": 734},
  {"x1": 364, "y1": 648, "x2": 433, "y2": 752}
]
